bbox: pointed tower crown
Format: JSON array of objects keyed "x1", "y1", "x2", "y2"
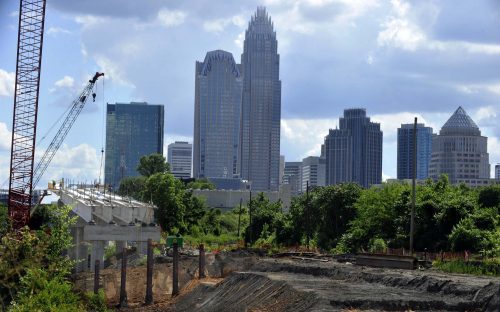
[
  {"x1": 248, "y1": 6, "x2": 274, "y2": 34},
  {"x1": 440, "y1": 106, "x2": 481, "y2": 136}
]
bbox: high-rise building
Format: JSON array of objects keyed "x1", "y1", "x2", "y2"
[
  {"x1": 397, "y1": 123, "x2": 433, "y2": 180},
  {"x1": 496, "y1": 164, "x2": 500, "y2": 181},
  {"x1": 168, "y1": 141, "x2": 192, "y2": 179},
  {"x1": 283, "y1": 161, "x2": 301, "y2": 195},
  {"x1": 324, "y1": 108, "x2": 383, "y2": 188},
  {"x1": 429, "y1": 107, "x2": 490, "y2": 187},
  {"x1": 193, "y1": 50, "x2": 243, "y2": 180},
  {"x1": 300, "y1": 156, "x2": 326, "y2": 192},
  {"x1": 104, "y1": 102, "x2": 164, "y2": 188},
  {"x1": 240, "y1": 7, "x2": 281, "y2": 191},
  {"x1": 279, "y1": 155, "x2": 285, "y2": 184}
]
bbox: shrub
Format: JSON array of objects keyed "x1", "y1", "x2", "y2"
[
  {"x1": 85, "y1": 289, "x2": 109, "y2": 312},
  {"x1": 9, "y1": 269, "x2": 84, "y2": 312}
]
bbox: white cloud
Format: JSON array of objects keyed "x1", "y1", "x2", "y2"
[
  {"x1": 95, "y1": 56, "x2": 134, "y2": 87},
  {"x1": 35, "y1": 143, "x2": 100, "y2": 188},
  {"x1": 157, "y1": 9, "x2": 187, "y2": 27},
  {"x1": 488, "y1": 136, "x2": 500, "y2": 178},
  {"x1": 203, "y1": 14, "x2": 246, "y2": 33},
  {"x1": 0, "y1": 69, "x2": 15, "y2": 97},
  {"x1": 74, "y1": 15, "x2": 108, "y2": 28},
  {"x1": 54, "y1": 76, "x2": 74, "y2": 89},
  {"x1": 47, "y1": 27, "x2": 71, "y2": 35},
  {"x1": 473, "y1": 106, "x2": 497, "y2": 123},
  {"x1": 378, "y1": 0, "x2": 500, "y2": 55},
  {"x1": 234, "y1": 31, "x2": 245, "y2": 49},
  {"x1": 0, "y1": 122, "x2": 11, "y2": 151},
  {"x1": 377, "y1": 0, "x2": 425, "y2": 51},
  {"x1": 281, "y1": 118, "x2": 336, "y2": 159}
]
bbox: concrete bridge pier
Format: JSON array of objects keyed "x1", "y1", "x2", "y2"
[{"x1": 90, "y1": 241, "x2": 105, "y2": 272}]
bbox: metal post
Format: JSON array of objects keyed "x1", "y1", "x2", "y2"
[
  {"x1": 237, "y1": 198, "x2": 242, "y2": 237},
  {"x1": 172, "y1": 242, "x2": 179, "y2": 296},
  {"x1": 93, "y1": 260, "x2": 100, "y2": 294},
  {"x1": 145, "y1": 239, "x2": 153, "y2": 305},
  {"x1": 410, "y1": 117, "x2": 417, "y2": 255},
  {"x1": 199, "y1": 244, "x2": 205, "y2": 279},
  {"x1": 249, "y1": 191, "x2": 253, "y2": 245},
  {"x1": 119, "y1": 248, "x2": 128, "y2": 308},
  {"x1": 306, "y1": 181, "x2": 310, "y2": 249}
]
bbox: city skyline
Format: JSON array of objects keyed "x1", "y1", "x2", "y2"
[{"x1": 1, "y1": 1, "x2": 500, "y2": 188}]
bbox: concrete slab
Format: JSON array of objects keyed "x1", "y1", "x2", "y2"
[{"x1": 83, "y1": 225, "x2": 161, "y2": 242}]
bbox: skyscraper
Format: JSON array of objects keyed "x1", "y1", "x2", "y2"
[
  {"x1": 240, "y1": 7, "x2": 281, "y2": 191},
  {"x1": 429, "y1": 107, "x2": 490, "y2": 186},
  {"x1": 193, "y1": 50, "x2": 243, "y2": 180},
  {"x1": 168, "y1": 141, "x2": 192, "y2": 179},
  {"x1": 300, "y1": 156, "x2": 326, "y2": 192},
  {"x1": 397, "y1": 123, "x2": 433, "y2": 180},
  {"x1": 496, "y1": 164, "x2": 500, "y2": 181},
  {"x1": 283, "y1": 161, "x2": 301, "y2": 195},
  {"x1": 104, "y1": 102, "x2": 164, "y2": 188},
  {"x1": 324, "y1": 109, "x2": 382, "y2": 188}
]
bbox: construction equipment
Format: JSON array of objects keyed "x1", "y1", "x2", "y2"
[
  {"x1": 32, "y1": 72, "x2": 104, "y2": 190},
  {"x1": 8, "y1": 0, "x2": 47, "y2": 230},
  {"x1": 8, "y1": 0, "x2": 104, "y2": 229}
]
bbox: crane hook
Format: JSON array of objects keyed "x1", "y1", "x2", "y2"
[{"x1": 92, "y1": 93, "x2": 97, "y2": 102}]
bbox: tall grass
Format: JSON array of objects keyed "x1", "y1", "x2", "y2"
[{"x1": 433, "y1": 258, "x2": 500, "y2": 276}]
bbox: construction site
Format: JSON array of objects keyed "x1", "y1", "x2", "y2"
[{"x1": 1, "y1": 0, "x2": 499, "y2": 311}]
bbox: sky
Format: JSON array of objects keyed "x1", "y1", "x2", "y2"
[{"x1": 1, "y1": 0, "x2": 499, "y2": 188}]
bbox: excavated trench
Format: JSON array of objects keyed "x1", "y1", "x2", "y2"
[{"x1": 174, "y1": 255, "x2": 500, "y2": 311}]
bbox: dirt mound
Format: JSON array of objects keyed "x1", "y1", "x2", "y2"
[
  {"x1": 174, "y1": 272, "x2": 318, "y2": 312},
  {"x1": 252, "y1": 259, "x2": 499, "y2": 309}
]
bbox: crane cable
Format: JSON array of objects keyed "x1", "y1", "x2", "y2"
[{"x1": 98, "y1": 77, "x2": 105, "y2": 186}]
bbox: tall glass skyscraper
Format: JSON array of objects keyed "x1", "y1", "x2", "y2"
[
  {"x1": 193, "y1": 50, "x2": 243, "y2": 179},
  {"x1": 324, "y1": 109, "x2": 382, "y2": 188},
  {"x1": 429, "y1": 106, "x2": 490, "y2": 186},
  {"x1": 104, "y1": 102, "x2": 164, "y2": 188},
  {"x1": 397, "y1": 123, "x2": 433, "y2": 180},
  {"x1": 240, "y1": 7, "x2": 281, "y2": 191}
]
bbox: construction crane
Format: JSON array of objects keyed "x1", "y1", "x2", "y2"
[
  {"x1": 32, "y1": 72, "x2": 104, "y2": 190},
  {"x1": 8, "y1": 0, "x2": 47, "y2": 230},
  {"x1": 8, "y1": 0, "x2": 104, "y2": 229}
]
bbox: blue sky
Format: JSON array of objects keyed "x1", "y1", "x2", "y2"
[{"x1": 1, "y1": 0, "x2": 499, "y2": 188}]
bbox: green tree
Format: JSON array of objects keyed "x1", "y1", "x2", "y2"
[
  {"x1": 137, "y1": 153, "x2": 170, "y2": 177},
  {"x1": 0, "y1": 205, "x2": 76, "y2": 309},
  {"x1": 478, "y1": 184, "x2": 500, "y2": 208},
  {"x1": 145, "y1": 172, "x2": 186, "y2": 232},
  {"x1": 315, "y1": 183, "x2": 362, "y2": 250},
  {"x1": 245, "y1": 193, "x2": 283, "y2": 244},
  {"x1": 0, "y1": 203, "x2": 8, "y2": 235},
  {"x1": 117, "y1": 176, "x2": 147, "y2": 200}
]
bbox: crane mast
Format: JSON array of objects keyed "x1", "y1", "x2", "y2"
[
  {"x1": 8, "y1": 0, "x2": 47, "y2": 230},
  {"x1": 32, "y1": 72, "x2": 104, "y2": 190}
]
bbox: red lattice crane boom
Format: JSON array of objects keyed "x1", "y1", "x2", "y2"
[{"x1": 8, "y1": 0, "x2": 47, "y2": 230}]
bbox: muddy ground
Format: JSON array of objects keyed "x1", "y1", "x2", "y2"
[{"x1": 75, "y1": 251, "x2": 500, "y2": 311}]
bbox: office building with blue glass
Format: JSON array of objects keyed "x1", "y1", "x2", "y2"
[
  {"x1": 104, "y1": 102, "x2": 164, "y2": 188},
  {"x1": 240, "y1": 7, "x2": 281, "y2": 191},
  {"x1": 397, "y1": 123, "x2": 433, "y2": 180},
  {"x1": 193, "y1": 50, "x2": 243, "y2": 180},
  {"x1": 324, "y1": 109, "x2": 382, "y2": 188}
]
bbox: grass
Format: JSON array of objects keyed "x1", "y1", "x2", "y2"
[
  {"x1": 183, "y1": 233, "x2": 242, "y2": 251},
  {"x1": 433, "y1": 258, "x2": 500, "y2": 276}
]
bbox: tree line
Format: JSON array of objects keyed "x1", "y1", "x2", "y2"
[{"x1": 119, "y1": 154, "x2": 499, "y2": 256}]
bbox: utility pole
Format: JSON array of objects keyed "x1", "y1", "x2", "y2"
[
  {"x1": 306, "y1": 181, "x2": 310, "y2": 249},
  {"x1": 249, "y1": 191, "x2": 253, "y2": 245},
  {"x1": 410, "y1": 117, "x2": 417, "y2": 255},
  {"x1": 237, "y1": 198, "x2": 243, "y2": 237}
]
